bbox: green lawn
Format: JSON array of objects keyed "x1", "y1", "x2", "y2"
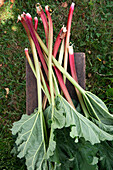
[{"x1": 0, "y1": 0, "x2": 113, "y2": 169}]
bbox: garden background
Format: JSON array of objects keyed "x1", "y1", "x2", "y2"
[{"x1": 0, "y1": 0, "x2": 113, "y2": 169}]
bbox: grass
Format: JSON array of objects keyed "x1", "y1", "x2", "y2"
[{"x1": 0, "y1": 0, "x2": 113, "y2": 169}]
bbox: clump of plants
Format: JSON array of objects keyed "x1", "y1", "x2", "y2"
[{"x1": 12, "y1": 3, "x2": 113, "y2": 170}]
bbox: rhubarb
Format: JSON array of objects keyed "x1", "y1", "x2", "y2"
[
  {"x1": 36, "y1": 3, "x2": 49, "y2": 47},
  {"x1": 69, "y1": 46, "x2": 89, "y2": 117},
  {"x1": 34, "y1": 17, "x2": 38, "y2": 31},
  {"x1": 45, "y1": 5, "x2": 54, "y2": 106},
  {"x1": 63, "y1": 2, "x2": 75, "y2": 83},
  {"x1": 25, "y1": 13, "x2": 48, "y2": 77}
]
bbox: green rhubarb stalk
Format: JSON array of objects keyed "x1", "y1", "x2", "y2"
[
  {"x1": 26, "y1": 34, "x2": 48, "y2": 146},
  {"x1": 52, "y1": 70, "x2": 60, "y2": 96},
  {"x1": 24, "y1": 48, "x2": 48, "y2": 97},
  {"x1": 30, "y1": 39, "x2": 42, "y2": 112},
  {"x1": 43, "y1": 51, "x2": 60, "y2": 96},
  {"x1": 58, "y1": 39, "x2": 65, "y2": 66},
  {"x1": 45, "y1": 5, "x2": 54, "y2": 106},
  {"x1": 25, "y1": 48, "x2": 51, "y2": 103},
  {"x1": 42, "y1": 95, "x2": 48, "y2": 110},
  {"x1": 29, "y1": 35, "x2": 49, "y2": 143},
  {"x1": 53, "y1": 57, "x2": 86, "y2": 94},
  {"x1": 25, "y1": 48, "x2": 37, "y2": 78},
  {"x1": 58, "y1": 38, "x2": 65, "y2": 96},
  {"x1": 40, "y1": 67, "x2": 51, "y2": 104}
]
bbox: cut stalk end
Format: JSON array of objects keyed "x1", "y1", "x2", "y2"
[
  {"x1": 45, "y1": 5, "x2": 49, "y2": 11},
  {"x1": 69, "y1": 45, "x2": 73, "y2": 55},
  {"x1": 26, "y1": 13, "x2": 32, "y2": 20},
  {"x1": 71, "y1": 2, "x2": 75, "y2": 10},
  {"x1": 34, "y1": 17, "x2": 38, "y2": 31}
]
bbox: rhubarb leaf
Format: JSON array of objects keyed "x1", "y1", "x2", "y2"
[
  {"x1": 91, "y1": 117, "x2": 113, "y2": 134},
  {"x1": 83, "y1": 91, "x2": 113, "y2": 125},
  {"x1": 45, "y1": 95, "x2": 113, "y2": 160},
  {"x1": 11, "y1": 111, "x2": 47, "y2": 170},
  {"x1": 50, "y1": 128, "x2": 98, "y2": 170},
  {"x1": 44, "y1": 103, "x2": 65, "y2": 159},
  {"x1": 97, "y1": 141, "x2": 113, "y2": 170},
  {"x1": 58, "y1": 95, "x2": 113, "y2": 144}
]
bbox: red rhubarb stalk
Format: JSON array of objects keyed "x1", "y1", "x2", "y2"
[
  {"x1": 46, "y1": 6, "x2": 75, "y2": 108},
  {"x1": 45, "y1": 6, "x2": 74, "y2": 108},
  {"x1": 19, "y1": 13, "x2": 48, "y2": 78},
  {"x1": 19, "y1": 15, "x2": 51, "y2": 109},
  {"x1": 64, "y1": 2, "x2": 75, "y2": 83},
  {"x1": 69, "y1": 46, "x2": 89, "y2": 117},
  {"x1": 25, "y1": 13, "x2": 48, "y2": 77},
  {"x1": 34, "y1": 17, "x2": 38, "y2": 31},
  {"x1": 36, "y1": 3, "x2": 49, "y2": 47},
  {"x1": 17, "y1": 15, "x2": 30, "y2": 36},
  {"x1": 52, "y1": 27, "x2": 63, "y2": 58},
  {"x1": 69, "y1": 46, "x2": 78, "y2": 82},
  {"x1": 54, "y1": 66, "x2": 75, "y2": 108}
]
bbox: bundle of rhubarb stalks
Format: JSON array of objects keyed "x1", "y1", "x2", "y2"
[{"x1": 12, "y1": 3, "x2": 113, "y2": 170}]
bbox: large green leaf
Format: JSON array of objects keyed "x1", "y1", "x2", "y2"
[
  {"x1": 97, "y1": 141, "x2": 113, "y2": 170},
  {"x1": 83, "y1": 91, "x2": 113, "y2": 125},
  {"x1": 50, "y1": 128, "x2": 98, "y2": 170},
  {"x1": 11, "y1": 111, "x2": 47, "y2": 170},
  {"x1": 91, "y1": 117, "x2": 113, "y2": 134},
  {"x1": 45, "y1": 95, "x2": 113, "y2": 160}
]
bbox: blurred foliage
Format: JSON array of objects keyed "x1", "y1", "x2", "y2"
[{"x1": 0, "y1": 0, "x2": 113, "y2": 169}]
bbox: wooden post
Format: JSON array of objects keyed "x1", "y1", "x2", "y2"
[
  {"x1": 26, "y1": 57, "x2": 38, "y2": 115},
  {"x1": 26, "y1": 53, "x2": 85, "y2": 115}
]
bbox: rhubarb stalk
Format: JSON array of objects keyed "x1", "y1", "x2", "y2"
[
  {"x1": 43, "y1": 51, "x2": 60, "y2": 96},
  {"x1": 53, "y1": 27, "x2": 63, "y2": 58},
  {"x1": 34, "y1": 32, "x2": 85, "y2": 94},
  {"x1": 34, "y1": 17, "x2": 38, "y2": 31},
  {"x1": 69, "y1": 46, "x2": 89, "y2": 117},
  {"x1": 58, "y1": 39, "x2": 65, "y2": 66},
  {"x1": 25, "y1": 13, "x2": 48, "y2": 77},
  {"x1": 51, "y1": 25, "x2": 75, "y2": 107},
  {"x1": 21, "y1": 10, "x2": 75, "y2": 108},
  {"x1": 43, "y1": 47, "x2": 74, "y2": 107},
  {"x1": 45, "y1": 5, "x2": 54, "y2": 106},
  {"x1": 63, "y1": 2, "x2": 75, "y2": 83},
  {"x1": 36, "y1": 3, "x2": 49, "y2": 47},
  {"x1": 34, "y1": 28, "x2": 77, "y2": 108},
  {"x1": 54, "y1": 67, "x2": 75, "y2": 108},
  {"x1": 25, "y1": 48, "x2": 37, "y2": 78},
  {"x1": 19, "y1": 13, "x2": 48, "y2": 78},
  {"x1": 23, "y1": 23, "x2": 49, "y2": 102}
]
